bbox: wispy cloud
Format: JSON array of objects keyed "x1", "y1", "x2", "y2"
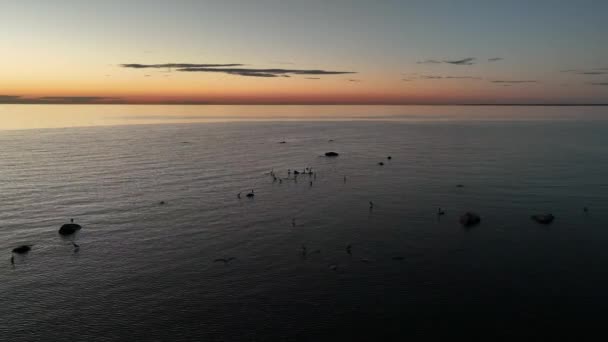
[
  {"x1": 177, "y1": 67, "x2": 356, "y2": 77},
  {"x1": 417, "y1": 57, "x2": 476, "y2": 66},
  {"x1": 0, "y1": 95, "x2": 22, "y2": 102},
  {"x1": 415, "y1": 75, "x2": 482, "y2": 80},
  {"x1": 122, "y1": 63, "x2": 244, "y2": 69},
  {"x1": 416, "y1": 59, "x2": 442, "y2": 64},
  {"x1": 491, "y1": 80, "x2": 538, "y2": 84},
  {"x1": 488, "y1": 57, "x2": 504, "y2": 62},
  {"x1": 578, "y1": 71, "x2": 608, "y2": 75},
  {"x1": 444, "y1": 57, "x2": 476, "y2": 65},
  {"x1": 0, "y1": 95, "x2": 120, "y2": 104},
  {"x1": 445, "y1": 76, "x2": 482, "y2": 79},
  {"x1": 561, "y1": 68, "x2": 608, "y2": 75},
  {"x1": 122, "y1": 63, "x2": 356, "y2": 78}
]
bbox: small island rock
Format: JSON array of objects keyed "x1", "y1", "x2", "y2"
[
  {"x1": 460, "y1": 212, "x2": 481, "y2": 227},
  {"x1": 12, "y1": 245, "x2": 32, "y2": 254},
  {"x1": 59, "y1": 223, "x2": 82, "y2": 235},
  {"x1": 531, "y1": 214, "x2": 554, "y2": 224}
]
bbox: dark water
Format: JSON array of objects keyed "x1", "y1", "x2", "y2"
[{"x1": 1, "y1": 115, "x2": 608, "y2": 340}]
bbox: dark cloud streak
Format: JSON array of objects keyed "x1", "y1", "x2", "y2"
[
  {"x1": 491, "y1": 80, "x2": 538, "y2": 84},
  {"x1": 443, "y1": 57, "x2": 476, "y2": 65},
  {"x1": 0, "y1": 95, "x2": 121, "y2": 104},
  {"x1": 177, "y1": 67, "x2": 355, "y2": 77},
  {"x1": 122, "y1": 63, "x2": 244, "y2": 69}
]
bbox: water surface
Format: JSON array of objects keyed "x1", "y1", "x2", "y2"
[{"x1": 1, "y1": 106, "x2": 608, "y2": 340}]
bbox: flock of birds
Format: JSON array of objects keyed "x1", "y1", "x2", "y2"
[
  {"x1": 8, "y1": 145, "x2": 590, "y2": 271},
  {"x1": 212, "y1": 148, "x2": 590, "y2": 271}
]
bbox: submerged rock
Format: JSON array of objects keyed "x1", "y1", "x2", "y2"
[
  {"x1": 460, "y1": 212, "x2": 481, "y2": 227},
  {"x1": 531, "y1": 214, "x2": 554, "y2": 224},
  {"x1": 59, "y1": 223, "x2": 82, "y2": 235},
  {"x1": 12, "y1": 245, "x2": 32, "y2": 254},
  {"x1": 325, "y1": 152, "x2": 339, "y2": 157}
]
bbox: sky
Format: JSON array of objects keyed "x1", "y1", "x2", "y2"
[{"x1": 1, "y1": 0, "x2": 608, "y2": 104}]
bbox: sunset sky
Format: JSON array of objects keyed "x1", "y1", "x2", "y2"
[{"x1": 2, "y1": 0, "x2": 608, "y2": 104}]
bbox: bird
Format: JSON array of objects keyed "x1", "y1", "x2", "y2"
[
  {"x1": 309, "y1": 181, "x2": 313, "y2": 187},
  {"x1": 387, "y1": 156, "x2": 392, "y2": 160},
  {"x1": 72, "y1": 242, "x2": 80, "y2": 248},
  {"x1": 237, "y1": 192, "x2": 241, "y2": 199},
  {"x1": 10, "y1": 256, "x2": 14, "y2": 265},
  {"x1": 292, "y1": 218, "x2": 296, "y2": 227},
  {"x1": 301, "y1": 245, "x2": 307, "y2": 258},
  {"x1": 437, "y1": 208, "x2": 446, "y2": 216},
  {"x1": 583, "y1": 207, "x2": 589, "y2": 213},
  {"x1": 344, "y1": 175, "x2": 347, "y2": 183},
  {"x1": 378, "y1": 162, "x2": 384, "y2": 166},
  {"x1": 346, "y1": 244, "x2": 352, "y2": 255},
  {"x1": 159, "y1": 201, "x2": 166, "y2": 205},
  {"x1": 214, "y1": 257, "x2": 235, "y2": 263},
  {"x1": 246, "y1": 190, "x2": 255, "y2": 198},
  {"x1": 369, "y1": 201, "x2": 374, "y2": 209}
]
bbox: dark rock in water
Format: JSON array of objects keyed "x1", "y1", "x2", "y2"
[
  {"x1": 12, "y1": 245, "x2": 32, "y2": 254},
  {"x1": 460, "y1": 212, "x2": 481, "y2": 227},
  {"x1": 325, "y1": 152, "x2": 339, "y2": 157},
  {"x1": 378, "y1": 162, "x2": 384, "y2": 166},
  {"x1": 59, "y1": 223, "x2": 82, "y2": 235},
  {"x1": 531, "y1": 214, "x2": 554, "y2": 224},
  {"x1": 387, "y1": 156, "x2": 392, "y2": 160}
]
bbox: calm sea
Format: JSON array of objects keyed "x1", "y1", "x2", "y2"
[{"x1": 1, "y1": 105, "x2": 607, "y2": 341}]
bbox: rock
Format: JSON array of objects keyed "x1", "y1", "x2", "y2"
[
  {"x1": 59, "y1": 223, "x2": 82, "y2": 235},
  {"x1": 531, "y1": 214, "x2": 554, "y2": 224},
  {"x1": 460, "y1": 212, "x2": 481, "y2": 227},
  {"x1": 12, "y1": 245, "x2": 32, "y2": 254},
  {"x1": 324, "y1": 152, "x2": 339, "y2": 157}
]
